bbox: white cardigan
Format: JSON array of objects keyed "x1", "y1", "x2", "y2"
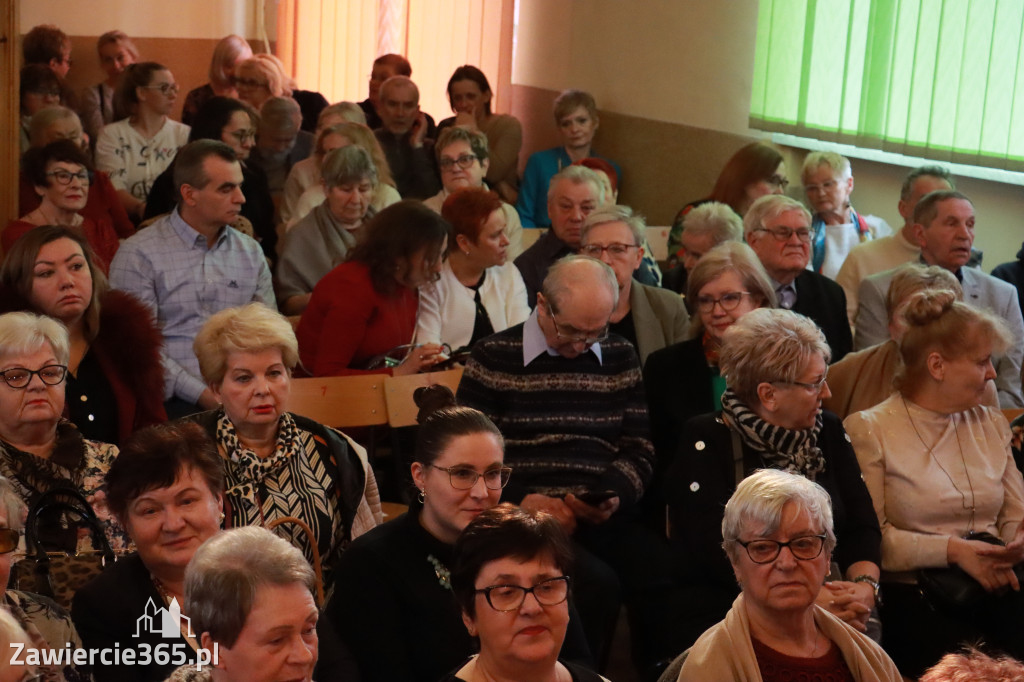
[{"x1": 416, "y1": 261, "x2": 530, "y2": 350}]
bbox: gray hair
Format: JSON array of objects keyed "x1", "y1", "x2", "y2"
[
  {"x1": 436, "y1": 126, "x2": 489, "y2": 162},
  {"x1": 581, "y1": 204, "x2": 645, "y2": 246},
  {"x1": 686, "y1": 242, "x2": 777, "y2": 337},
  {"x1": 801, "y1": 151, "x2": 851, "y2": 182},
  {"x1": 28, "y1": 106, "x2": 81, "y2": 147},
  {"x1": 379, "y1": 75, "x2": 419, "y2": 105},
  {"x1": 321, "y1": 144, "x2": 378, "y2": 189},
  {"x1": 258, "y1": 96, "x2": 301, "y2": 134},
  {"x1": 546, "y1": 165, "x2": 605, "y2": 204},
  {"x1": 743, "y1": 194, "x2": 811, "y2": 239},
  {"x1": 682, "y1": 202, "x2": 743, "y2": 245},
  {"x1": 185, "y1": 527, "x2": 316, "y2": 648},
  {"x1": 173, "y1": 140, "x2": 237, "y2": 202},
  {"x1": 901, "y1": 166, "x2": 954, "y2": 202},
  {"x1": 718, "y1": 308, "x2": 830, "y2": 406},
  {"x1": 722, "y1": 468, "x2": 837, "y2": 564},
  {"x1": 913, "y1": 190, "x2": 972, "y2": 228},
  {"x1": 541, "y1": 255, "x2": 619, "y2": 314},
  {"x1": 317, "y1": 101, "x2": 366, "y2": 128},
  {"x1": 0, "y1": 477, "x2": 26, "y2": 532},
  {"x1": 0, "y1": 312, "x2": 70, "y2": 366}
]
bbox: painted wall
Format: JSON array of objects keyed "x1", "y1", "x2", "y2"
[{"x1": 512, "y1": 0, "x2": 1024, "y2": 267}]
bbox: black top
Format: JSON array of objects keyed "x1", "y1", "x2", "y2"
[
  {"x1": 792, "y1": 270, "x2": 853, "y2": 362},
  {"x1": 665, "y1": 410, "x2": 881, "y2": 590},
  {"x1": 438, "y1": 658, "x2": 605, "y2": 682},
  {"x1": 292, "y1": 88, "x2": 328, "y2": 133},
  {"x1": 66, "y1": 349, "x2": 119, "y2": 445},
  {"x1": 467, "y1": 270, "x2": 495, "y2": 348},
  {"x1": 513, "y1": 231, "x2": 574, "y2": 308},
  {"x1": 608, "y1": 311, "x2": 638, "y2": 356}
]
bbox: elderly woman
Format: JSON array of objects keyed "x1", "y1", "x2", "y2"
[
  {"x1": 232, "y1": 53, "x2": 326, "y2": 133},
  {"x1": 579, "y1": 205, "x2": 688, "y2": 367},
  {"x1": 0, "y1": 312, "x2": 128, "y2": 553},
  {"x1": 78, "y1": 31, "x2": 139, "y2": 144},
  {"x1": 0, "y1": 226, "x2": 166, "y2": 445},
  {"x1": 644, "y1": 242, "x2": 775, "y2": 468},
  {"x1": 164, "y1": 527, "x2": 319, "y2": 682},
  {"x1": 675, "y1": 469, "x2": 900, "y2": 681},
  {"x1": 801, "y1": 152, "x2": 891, "y2": 279},
  {"x1": 445, "y1": 503, "x2": 606, "y2": 682},
  {"x1": 416, "y1": 187, "x2": 529, "y2": 354},
  {"x1": 191, "y1": 303, "x2": 381, "y2": 585},
  {"x1": 181, "y1": 35, "x2": 253, "y2": 126},
  {"x1": 844, "y1": 289, "x2": 1024, "y2": 676},
  {"x1": 142, "y1": 96, "x2": 276, "y2": 260},
  {"x1": 277, "y1": 145, "x2": 379, "y2": 315},
  {"x1": 72, "y1": 422, "x2": 225, "y2": 682},
  {"x1": 0, "y1": 475, "x2": 89, "y2": 682},
  {"x1": 7, "y1": 140, "x2": 121, "y2": 271},
  {"x1": 286, "y1": 121, "x2": 400, "y2": 226},
  {"x1": 516, "y1": 89, "x2": 621, "y2": 228},
  {"x1": 665, "y1": 308, "x2": 882, "y2": 650},
  {"x1": 663, "y1": 201, "x2": 744, "y2": 295},
  {"x1": 95, "y1": 62, "x2": 190, "y2": 221},
  {"x1": 668, "y1": 142, "x2": 788, "y2": 258},
  {"x1": 297, "y1": 201, "x2": 449, "y2": 376},
  {"x1": 437, "y1": 65, "x2": 523, "y2": 204},
  {"x1": 424, "y1": 127, "x2": 524, "y2": 259}
]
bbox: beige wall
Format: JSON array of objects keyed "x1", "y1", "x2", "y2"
[{"x1": 512, "y1": 0, "x2": 1024, "y2": 266}]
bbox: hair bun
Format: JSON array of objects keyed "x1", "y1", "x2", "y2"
[
  {"x1": 413, "y1": 385, "x2": 458, "y2": 424},
  {"x1": 901, "y1": 289, "x2": 957, "y2": 327}
]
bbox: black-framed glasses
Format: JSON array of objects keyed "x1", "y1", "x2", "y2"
[
  {"x1": 29, "y1": 88, "x2": 62, "y2": 98},
  {"x1": 0, "y1": 365, "x2": 68, "y2": 389},
  {"x1": 695, "y1": 291, "x2": 752, "y2": 313},
  {"x1": 439, "y1": 153, "x2": 478, "y2": 171},
  {"x1": 736, "y1": 534, "x2": 827, "y2": 564},
  {"x1": 46, "y1": 169, "x2": 91, "y2": 185},
  {"x1": 0, "y1": 528, "x2": 19, "y2": 554},
  {"x1": 547, "y1": 307, "x2": 609, "y2": 346},
  {"x1": 768, "y1": 174, "x2": 790, "y2": 190},
  {"x1": 579, "y1": 243, "x2": 639, "y2": 259},
  {"x1": 228, "y1": 129, "x2": 257, "y2": 144},
  {"x1": 142, "y1": 82, "x2": 179, "y2": 96},
  {"x1": 754, "y1": 226, "x2": 812, "y2": 243},
  {"x1": 428, "y1": 464, "x2": 512, "y2": 490},
  {"x1": 232, "y1": 76, "x2": 268, "y2": 89},
  {"x1": 773, "y1": 369, "x2": 829, "y2": 393},
  {"x1": 476, "y1": 576, "x2": 571, "y2": 612}
]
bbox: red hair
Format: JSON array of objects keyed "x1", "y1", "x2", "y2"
[
  {"x1": 573, "y1": 157, "x2": 618, "y2": 192},
  {"x1": 441, "y1": 188, "x2": 503, "y2": 245}
]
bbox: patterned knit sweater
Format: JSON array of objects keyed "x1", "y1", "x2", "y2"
[{"x1": 457, "y1": 324, "x2": 654, "y2": 506}]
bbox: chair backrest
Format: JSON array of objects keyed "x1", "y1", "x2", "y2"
[
  {"x1": 384, "y1": 367, "x2": 465, "y2": 428},
  {"x1": 289, "y1": 375, "x2": 388, "y2": 429}
]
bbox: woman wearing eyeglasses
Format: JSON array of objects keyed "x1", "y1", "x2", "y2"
[
  {"x1": 416, "y1": 187, "x2": 529, "y2": 354},
  {"x1": 665, "y1": 308, "x2": 882, "y2": 651},
  {"x1": 142, "y1": 96, "x2": 276, "y2": 262},
  {"x1": 443, "y1": 503, "x2": 605, "y2": 682},
  {"x1": 5, "y1": 140, "x2": 121, "y2": 273},
  {"x1": 0, "y1": 312, "x2": 128, "y2": 554},
  {"x1": 644, "y1": 242, "x2": 775, "y2": 482},
  {"x1": 95, "y1": 62, "x2": 189, "y2": 222},
  {"x1": 674, "y1": 469, "x2": 900, "y2": 681},
  {"x1": 330, "y1": 386, "x2": 540, "y2": 682}
]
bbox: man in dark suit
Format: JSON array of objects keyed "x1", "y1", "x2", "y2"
[{"x1": 745, "y1": 194, "x2": 853, "y2": 361}]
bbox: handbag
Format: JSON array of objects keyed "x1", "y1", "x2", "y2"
[
  {"x1": 917, "y1": 531, "x2": 1024, "y2": 617},
  {"x1": 12, "y1": 486, "x2": 116, "y2": 609}
]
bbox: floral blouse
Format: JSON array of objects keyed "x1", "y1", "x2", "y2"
[{"x1": 7, "y1": 589, "x2": 88, "y2": 682}]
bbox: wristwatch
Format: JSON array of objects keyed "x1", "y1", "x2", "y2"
[{"x1": 851, "y1": 574, "x2": 882, "y2": 606}]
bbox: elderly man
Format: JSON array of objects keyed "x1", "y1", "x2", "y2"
[
  {"x1": 110, "y1": 140, "x2": 274, "y2": 417},
  {"x1": 373, "y1": 75, "x2": 440, "y2": 199},
  {"x1": 514, "y1": 165, "x2": 603, "y2": 307},
  {"x1": 358, "y1": 53, "x2": 437, "y2": 134},
  {"x1": 801, "y1": 151, "x2": 891, "y2": 280},
  {"x1": 855, "y1": 190, "x2": 1024, "y2": 407},
  {"x1": 579, "y1": 205, "x2": 689, "y2": 366},
  {"x1": 837, "y1": 166, "x2": 955, "y2": 326},
  {"x1": 247, "y1": 97, "x2": 314, "y2": 198},
  {"x1": 745, "y1": 194, "x2": 853, "y2": 360},
  {"x1": 663, "y1": 200, "x2": 743, "y2": 295},
  {"x1": 422, "y1": 126, "x2": 523, "y2": 258},
  {"x1": 458, "y1": 255, "x2": 675, "y2": 675}
]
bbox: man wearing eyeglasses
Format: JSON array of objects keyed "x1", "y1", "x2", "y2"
[
  {"x1": 373, "y1": 76, "x2": 441, "y2": 199},
  {"x1": 745, "y1": 194, "x2": 853, "y2": 361},
  {"x1": 459, "y1": 255, "x2": 678, "y2": 675},
  {"x1": 422, "y1": 127, "x2": 523, "y2": 258}
]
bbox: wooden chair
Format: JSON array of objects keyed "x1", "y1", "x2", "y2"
[
  {"x1": 289, "y1": 375, "x2": 389, "y2": 430},
  {"x1": 383, "y1": 367, "x2": 465, "y2": 428}
]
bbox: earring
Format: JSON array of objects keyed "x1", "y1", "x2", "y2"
[
  {"x1": 418, "y1": 489, "x2": 426, "y2": 504},
  {"x1": 219, "y1": 512, "x2": 226, "y2": 523}
]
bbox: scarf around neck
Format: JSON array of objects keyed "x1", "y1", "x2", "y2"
[{"x1": 720, "y1": 388, "x2": 826, "y2": 480}]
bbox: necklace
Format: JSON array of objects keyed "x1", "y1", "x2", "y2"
[
  {"x1": 902, "y1": 395, "x2": 976, "y2": 530},
  {"x1": 427, "y1": 554, "x2": 451, "y2": 590}
]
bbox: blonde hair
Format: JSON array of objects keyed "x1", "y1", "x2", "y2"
[
  {"x1": 329, "y1": 121, "x2": 395, "y2": 188},
  {"x1": 193, "y1": 304, "x2": 298, "y2": 387},
  {"x1": 885, "y1": 263, "x2": 961, "y2": 323},
  {"x1": 719, "y1": 308, "x2": 830, "y2": 406},
  {"x1": 686, "y1": 242, "x2": 776, "y2": 337},
  {"x1": 316, "y1": 101, "x2": 366, "y2": 129},
  {"x1": 801, "y1": 150, "x2": 852, "y2": 182},
  {"x1": 237, "y1": 54, "x2": 293, "y2": 97},
  {"x1": 209, "y1": 35, "x2": 253, "y2": 88}
]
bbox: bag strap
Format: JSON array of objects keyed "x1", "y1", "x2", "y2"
[
  {"x1": 24, "y1": 486, "x2": 115, "y2": 562},
  {"x1": 266, "y1": 515, "x2": 325, "y2": 607},
  {"x1": 730, "y1": 427, "x2": 745, "y2": 487}
]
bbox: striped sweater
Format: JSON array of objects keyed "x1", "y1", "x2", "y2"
[{"x1": 457, "y1": 323, "x2": 654, "y2": 506}]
